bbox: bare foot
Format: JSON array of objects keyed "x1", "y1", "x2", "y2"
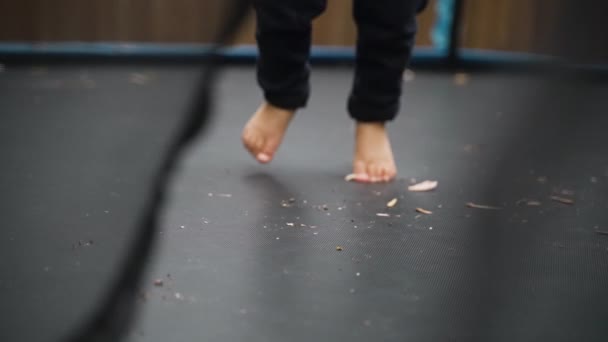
[
  {"x1": 352, "y1": 122, "x2": 397, "y2": 183},
  {"x1": 242, "y1": 102, "x2": 295, "y2": 163}
]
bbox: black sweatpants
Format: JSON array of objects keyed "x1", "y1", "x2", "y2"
[{"x1": 253, "y1": 0, "x2": 428, "y2": 122}]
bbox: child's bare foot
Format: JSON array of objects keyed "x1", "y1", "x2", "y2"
[
  {"x1": 352, "y1": 122, "x2": 397, "y2": 183},
  {"x1": 242, "y1": 102, "x2": 295, "y2": 163}
]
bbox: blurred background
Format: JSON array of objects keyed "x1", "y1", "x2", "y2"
[{"x1": 0, "y1": 0, "x2": 606, "y2": 63}]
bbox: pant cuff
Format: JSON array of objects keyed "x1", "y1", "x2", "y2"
[{"x1": 348, "y1": 95, "x2": 399, "y2": 122}]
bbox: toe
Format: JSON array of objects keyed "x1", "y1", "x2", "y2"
[
  {"x1": 367, "y1": 164, "x2": 382, "y2": 183},
  {"x1": 352, "y1": 160, "x2": 370, "y2": 182}
]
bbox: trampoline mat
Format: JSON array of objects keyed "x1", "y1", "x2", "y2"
[{"x1": 1, "y1": 63, "x2": 607, "y2": 342}]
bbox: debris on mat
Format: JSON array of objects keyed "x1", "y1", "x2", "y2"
[
  {"x1": 153, "y1": 279, "x2": 164, "y2": 287},
  {"x1": 416, "y1": 208, "x2": 433, "y2": 215},
  {"x1": 403, "y1": 69, "x2": 416, "y2": 82},
  {"x1": 550, "y1": 196, "x2": 574, "y2": 205},
  {"x1": 129, "y1": 72, "x2": 153, "y2": 85},
  {"x1": 453, "y1": 72, "x2": 470, "y2": 86},
  {"x1": 408, "y1": 180, "x2": 438, "y2": 192},
  {"x1": 466, "y1": 202, "x2": 502, "y2": 210},
  {"x1": 557, "y1": 189, "x2": 575, "y2": 196},
  {"x1": 216, "y1": 193, "x2": 232, "y2": 198},
  {"x1": 517, "y1": 199, "x2": 542, "y2": 206},
  {"x1": 387, "y1": 198, "x2": 398, "y2": 208},
  {"x1": 376, "y1": 213, "x2": 390, "y2": 217},
  {"x1": 336, "y1": 246, "x2": 343, "y2": 251},
  {"x1": 537, "y1": 176, "x2": 548, "y2": 184},
  {"x1": 286, "y1": 223, "x2": 294, "y2": 227}
]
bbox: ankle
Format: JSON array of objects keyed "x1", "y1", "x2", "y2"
[{"x1": 356, "y1": 121, "x2": 387, "y2": 133}]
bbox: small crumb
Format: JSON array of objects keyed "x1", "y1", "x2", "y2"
[
  {"x1": 153, "y1": 279, "x2": 164, "y2": 287},
  {"x1": 349, "y1": 288, "x2": 356, "y2": 294},
  {"x1": 313, "y1": 232, "x2": 318, "y2": 235},
  {"x1": 429, "y1": 227, "x2": 433, "y2": 230},
  {"x1": 276, "y1": 237, "x2": 280, "y2": 240},
  {"x1": 322, "y1": 204, "x2": 329, "y2": 211},
  {"x1": 550, "y1": 196, "x2": 574, "y2": 205},
  {"x1": 408, "y1": 180, "x2": 438, "y2": 192},
  {"x1": 336, "y1": 246, "x2": 343, "y2": 251},
  {"x1": 356, "y1": 272, "x2": 361, "y2": 277},
  {"x1": 560, "y1": 189, "x2": 575, "y2": 196},
  {"x1": 286, "y1": 223, "x2": 294, "y2": 227},
  {"x1": 300, "y1": 224, "x2": 307, "y2": 227},
  {"x1": 387, "y1": 198, "x2": 398, "y2": 208},
  {"x1": 416, "y1": 208, "x2": 433, "y2": 215},
  {"x1": 310, "y1": 226, "x2": 318, "y2": 229},
  {"x1": 376, "y1": 213, "x2": 390, "y2": 217},
  {"x1": 208, "y1": 193, "x2": 213, "y2": 197},
  {"x1": 217, "y1": 193, "x2": 232, "y2": 198},
  {"x1": 303, "y1": 200, "x2": 308, "y2": 204},
  {"x1": 174, "y1": 292, "x2": 184, "y2": 300},
  {"x1": 437, "y1": 204, "x2": 443, "y2": 209},
  {"x1": 180, "y1": 225, "x2": 185, "y2": 229}
]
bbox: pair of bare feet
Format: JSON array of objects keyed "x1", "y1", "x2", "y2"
[{"x1": 242, "y1": 102, "x2": 397, "y2": 183}]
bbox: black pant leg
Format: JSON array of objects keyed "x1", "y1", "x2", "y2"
[
  {"x1": 348, "y1": 0, "x2": 427, "y2": 122},
  {"x1": 253, "y1": 0, "x2": 327, "y2": 110}
]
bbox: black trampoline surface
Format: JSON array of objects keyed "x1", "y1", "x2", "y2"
[{"x1": 1, "y1": 62, "x2": 608, "y2": 342}]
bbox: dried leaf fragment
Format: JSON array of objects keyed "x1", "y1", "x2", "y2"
[
  {"x1": 416, "y1": 207, "x2": 433, "y2": 215},
  {"x1": 550, "y1": 196, "x2": 574, "y2": 205},
  {"x1": 408, "y1": 180, "x2": 438, "y2": 192},
  {"x1": 345, "y1": 173, "x2": 357, "y2": 181},
  {"x1": 387, "y1": 198, "x2": 398, "y2": 208},
  {"x1": 466, "y1": 202, "x2": 502, "y2": 210}
]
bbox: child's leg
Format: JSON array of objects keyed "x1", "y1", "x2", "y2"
[
  {"x1": 349, "y1": 0, "x2": 427, "y2": 182},
  {"x1": 243, "y1": 0, "x2": 327, "y2": 163}
]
